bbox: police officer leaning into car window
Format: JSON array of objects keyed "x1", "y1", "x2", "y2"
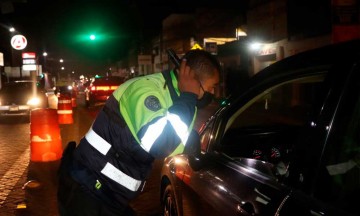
[{"x1": 57, "y1": 49, "x2": 221, "y2": 216}]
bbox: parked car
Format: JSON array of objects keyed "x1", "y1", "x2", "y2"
[
  {"x1": 160, "y1": 39, "x2": 360, "y2": 216},
  {"x1": 0, "y1": 80, "x2": 49, "y2": 119},
  {"x1": 85, "y1": 76, "x2": 124, "y2": 107}
]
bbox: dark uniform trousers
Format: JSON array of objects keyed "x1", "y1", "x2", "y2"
[{"x1": 57, "y1": 142, "x2": 136, "y2": 216}]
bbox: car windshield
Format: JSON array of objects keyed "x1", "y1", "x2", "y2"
[{"x1": 1, "y1": 82, "x2": 39, "y2": 94}]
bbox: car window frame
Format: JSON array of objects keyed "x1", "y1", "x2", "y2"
[
  {"x1": 223, "y1": 74, "x2": 325, "y2": 133},
  {"x1": 208, "y1": 68, "x2": 329, "y2": 154}
]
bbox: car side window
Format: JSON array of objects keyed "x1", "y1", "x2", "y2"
[
  {"x1": 225, "y1": 75, "x2": 324, "y2": 131},
  {"x1": 220, "y1": 75, "x2": 325, "y2": 168}
]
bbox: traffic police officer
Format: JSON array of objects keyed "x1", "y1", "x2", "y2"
[{"x1": 57, "y1": 49, "x2": 221, "y2": 215}]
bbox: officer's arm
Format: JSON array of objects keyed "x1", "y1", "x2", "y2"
[
  {"x1": 121, "y1": 80, "x2": 197, "y2": 159},
  {"x1": 143, "y1": 91, "x2": 197, "y2": 158}
]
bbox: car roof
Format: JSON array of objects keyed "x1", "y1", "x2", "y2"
[{"x1": 231, "y1": 39, "x2": 360, "y2": 99}]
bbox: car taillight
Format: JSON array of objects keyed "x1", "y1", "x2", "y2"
[
  {"x1": 91, "y1": 86, "x2": 118, "y2": 91},
  {"x1": 96, "y1": 86, "x2": 110, "y2": 91}
]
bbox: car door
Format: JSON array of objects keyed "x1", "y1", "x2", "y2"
[
  {"x1": 178, "y1": 118, "x2": 288, "y2": 216},
  {"x1": 276, "y1": 61, "x2": 360, "y2": 216},
  {"x1": 179, "y1": 71, "x2": 331, "y2": 215}
]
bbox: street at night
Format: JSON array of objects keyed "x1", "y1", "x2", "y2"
[
  {"x1": 1, "y1": 1, "x2": 360, "y2": 216},
  {"x1": 0, "y1": 93, "x2": 217, "y2": 215}
]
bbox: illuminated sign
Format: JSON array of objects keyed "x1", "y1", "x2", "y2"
[
  {"x1": 22, "y1": 52, "x2": 36, "y2": 59},
  {"x1": 11, "y1": 35, "x2": 27, "y2": 50},
  {"x1": 0, "y1": 52, "x2": 3, "y2": 66},
  {"x1": 257, "y1": 44, "x2": 277, "y2": 56},
  {"x1": 23, "y1": 59, "x2": 36, "y2": 65},
  {"x1": 191, "y1": 43, "x2": 203, "y2": 50},
  {"x1": 22, "y1": 65, "x2": 37, "y2": 71}
]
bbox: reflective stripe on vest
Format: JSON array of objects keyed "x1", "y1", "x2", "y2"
[
  {"x1": 140, "y1": 111, "x2": 189, "y2": 152},
  {"x1": 167, "y1": 112, "x2": 189, "y2": 145},
  {"x1": 85, "y1": 128, "x2": 142, "y2": 191},
  {"x1": 85, "y1": 128, "x2": 111, "y2": 155},
  {"x1": 101, "y1": 162, "x2": 141, "y2": 192},
  {"x1": 140, "y1": 117, "x2": 167, "y2": 152}
]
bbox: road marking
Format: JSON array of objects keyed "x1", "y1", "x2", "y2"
[{"x1": 0, "y1": 147, "x2": 30, "y2": 206}]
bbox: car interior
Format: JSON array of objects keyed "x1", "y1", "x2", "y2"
[{"x1": 218, "y1": 75, "x2": 326, "y2": 179}]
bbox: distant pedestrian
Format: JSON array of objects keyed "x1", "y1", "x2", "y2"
[{"x1": 57, "y1": 49, "x2": 221, "y2": 215}]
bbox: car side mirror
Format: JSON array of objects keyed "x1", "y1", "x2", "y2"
[
  {"x1": 184, "y1": 130, "x2": 201, "y2": 157},
  {"x1": 184, "y1": 130, "x2": 203, "y2": 171}
]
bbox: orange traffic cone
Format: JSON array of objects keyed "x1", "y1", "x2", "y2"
[
  {"x1": 30, "y1": 108, "x2": 63, "y2": 162},
  {"x1": 57, "y1": 95, "x2": 73, "y2": 124}
]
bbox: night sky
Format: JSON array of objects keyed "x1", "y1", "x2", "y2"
[{"x1": 0, "y1": 0, "x2": 247, "y2": 74}]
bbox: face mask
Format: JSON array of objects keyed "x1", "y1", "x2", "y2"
[{"x1": 196, "y1": 91, "x2": 214, "y2": 109}]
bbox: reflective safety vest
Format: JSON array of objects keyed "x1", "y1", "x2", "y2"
[{"x1": 72, "y1": 70, "x2": 197, "y2": 207}]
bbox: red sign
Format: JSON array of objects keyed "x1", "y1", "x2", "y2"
[{"x1": 22, "y1": 52, "x2": 36, "y2": 59}]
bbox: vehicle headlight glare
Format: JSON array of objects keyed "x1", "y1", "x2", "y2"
[{"x1": 27, "y1": 97, "x2": 40, "y2": 106}]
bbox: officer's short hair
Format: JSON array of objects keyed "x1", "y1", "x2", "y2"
[{"x1": 182, "y1": 50, "x2": 221, "y2": 79}]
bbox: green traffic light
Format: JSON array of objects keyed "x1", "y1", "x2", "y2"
[{"x1": 90, "y1": 34, "x2": 96, "y2": 40}]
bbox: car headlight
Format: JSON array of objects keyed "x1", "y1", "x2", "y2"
[{"x1": 27, "y1": 97, "x2": 41, "y2": 106}]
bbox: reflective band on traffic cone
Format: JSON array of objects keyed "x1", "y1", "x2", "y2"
[
  {"x1": 30, "y1": 108, "x2": 63, "y2": 162},
  {"x1": 57, "y1": 95, "x2": 73, "y2": 124}
]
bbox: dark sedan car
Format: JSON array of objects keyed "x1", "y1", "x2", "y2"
[
  {"x1": 160, "y1": 39, "x2": 360, "y2": 216},
  {"x1": 85, "y1": 76, "x2": 124, "y2": 107},
  {"x1": 0, "y1": 80, "x2": 49, "y2": 118}
]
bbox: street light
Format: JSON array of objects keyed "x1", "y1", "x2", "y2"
[
  {"x1": 42, "y1": 52, "x2": 48, "y2": 72},
  {"x1": 7, "y1": 26, "x2": 16, "y2": 66}
]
